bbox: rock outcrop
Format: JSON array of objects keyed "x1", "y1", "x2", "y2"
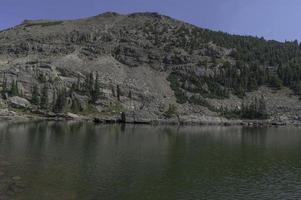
[{"x1": 8, "y1": 97, "x2": 31, "y2": 109}]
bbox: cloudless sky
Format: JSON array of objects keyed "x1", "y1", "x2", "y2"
[{"x1": 0, "y1": 0, "x2": 300, "y2": 41}]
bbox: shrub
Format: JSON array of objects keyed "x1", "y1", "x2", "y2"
[{"x1": 164, "y1": 104, "x2": 177, "y2": 118}]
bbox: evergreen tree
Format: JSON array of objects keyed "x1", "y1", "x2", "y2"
[
  {"x1": 241, "y1": 96, "x2": 268, "y2": 119},
  {"x1": 31, "y1": 85, "x2": 40, "y2": 105},
  {"x1": 294, "y1": 81, "x2": 301, "y2": 95},
  {"x1": 128, "y1": 90, "x2": 132, "y2": 99},
  {"x1": 258, "y1": 95, "x2": 268, "y2": 119},
  {"x1": 91, "y1": 72, "x2": 101, "y2": 104},
  {"x1": 86, "y1": 72, "x2": 94, "y2": 95},
  {"x1": 1, "y1": 75, "x2": 8, "y2": 98},
  {"x1": 117, "y1": 85, "x2": 121, "y2": 101},
  {"x1": 71, "y1": 99, "x2": 81, "y2": 113},
  {"x1": 10, "y1": 80, "x2": 19, "y2": 96},
  {"x1": 40, "y1": 84, "x2": 49, "y2": 109},
  {"x1": 53, "y1": 88, "x2": 67, "y2": 113}
]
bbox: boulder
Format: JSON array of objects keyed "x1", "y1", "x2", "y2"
[
  {"x1": 8, "y1": 96, "x2": 31, "y2": 109},
  {"x1": 66, "y1": 112, "x2": 80, "y2": 120}
]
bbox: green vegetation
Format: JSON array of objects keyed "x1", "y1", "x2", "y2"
[
  {"x1": 198, "y1": 29, "x2": 301, "y2": 91},
  {"x1": 117, "y1": 85, "x2": 121, "y2": 101},
  {"x1": 31, "y1": 85, "x2": 40, "y2": 105},
  {"x1": 160, "y1": 24, "x2": 301, "y2": 105},
  {"x1": 10, "y1": 80, "x2": 19, "y2": 96},
  {"x1": 0, "y1": 78, "x2": 20, "y2": 98},
  {"x1": 26, "y1": 71, "x2": 105, "y2": 113},
  {"x1": 1, "y1": 75, "x2": 8, "y2": 98},
  {"x1": 241, "y1": 96, "x2": 268, "y2": 119},
  {"x1": 91, "y1": 73, "x2": 101, "y2": 104},
  {"x1": 53, "y1": 88, "x2": 67, "y2": 113},
  {"x1": 40, "y1": 84, "x2": 49, "y2": 109},
  {"x1": 221, "y1": 96, "x2": 268, "y2": 119},
  {"x1": 73, "y1": 72, "x2": 103, "y2": 104},
  {"x1": 164, "y1": 104, "x2": 178, "y2": 118},
  {"x1": 167, "y1": 73, "x2": 187, "y2": 104}
]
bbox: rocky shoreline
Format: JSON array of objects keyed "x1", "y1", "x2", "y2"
[{"x1": 1, "y1": 108, "x2": 300, "y2": 127}]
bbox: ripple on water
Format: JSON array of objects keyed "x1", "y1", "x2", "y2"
[{"x1": 1, "y1": 123, "x2": 301, "y2": 199}]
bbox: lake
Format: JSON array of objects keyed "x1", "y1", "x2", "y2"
[{"x1": 0, "y1": 122, "x2": 301, "y2": 200}]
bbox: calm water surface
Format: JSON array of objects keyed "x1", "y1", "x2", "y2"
[{"x1": 0, "y1": 122, "x2": 301, "y2": 200}]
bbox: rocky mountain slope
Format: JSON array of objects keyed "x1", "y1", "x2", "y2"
[{"x1": 0, "y1": 12, "x2": 301, "y2": 125}]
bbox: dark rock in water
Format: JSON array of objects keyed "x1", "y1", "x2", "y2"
[
  {"x1": 93, "y1": 118, "x2": 104, "y2": 123},
  {"x1": 105, "y1": 118, "x2": 121, "y2": 124}
]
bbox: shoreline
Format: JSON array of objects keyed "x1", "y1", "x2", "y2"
[{"x1": 0, "y1": 112, "x2": 300, "y2": 127}]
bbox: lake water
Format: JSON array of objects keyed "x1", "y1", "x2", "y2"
[{"x1": 0, "y1": 122, "x2": 301, "y2": 200}]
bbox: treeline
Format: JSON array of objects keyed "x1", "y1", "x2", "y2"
[
  {"x1": 215, "y1": 61, "x2": 283, "y2": 97},
  {"x1": 0, "y1": 70, "x2": 128, "y2": 114},
  {"x1": 0, "y1": 72, "x2": 104, "y2": 113},
  {"x1": 221, "y1": 96, "x2": 268, "y2": 120},
  {"x1": 30, "y1": 72, "x2": 103, "y2": 113},
  {"x1": 1, "y1": 75, "x2": 22, "y2": 98},
  {"x1": 71, "y1": 72, "x2": 101, "y2": 104},
  {"x1": 216, "y1": 60, "x2": 301, "y2": 96},
  {"x1": 170, "y1": 24, "x2": 301, "y2": 95}
]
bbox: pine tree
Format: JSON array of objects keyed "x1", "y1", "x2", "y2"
[
  {"x1": 294, "y1": 81, "x2": 301, "y2": 95},
  {"x1": 117, "y1": 85, "x2": 121, "y2": 101},
  {"x1": 31, "y1": 85, "x2": 40, "y2": 105},
  {"x1": 40, "y1": 84, "x2": 49, "y2": 109},
  {"x1": 53, "y1": 88, "x2": 67, "y2": 113},
  {"x1": 91, "y1": 72, "x2": 101, "y2": 104},
  {"x1": 10, "y1": 80, "x2": 19, "y2": 96},
  {"x1": 71, "y1": 99, "x2": 81, "y2": 113},
  {"x1": 1, "y1": 75, "x2": 8, "y2": 98},
  {"x1": 241, "y1": 96, "x2": 268, "y2": 119},
  {"x1": 87, "y1": 72, "x2": 94, "y2": 95},
  {"x1": 258, "y1": 95, "x2": 268, "y2": 119},
  {"x1": 128, "y1": 90, "x2": 132, "y2": 99}
]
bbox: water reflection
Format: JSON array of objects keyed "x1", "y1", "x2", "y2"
[{"x1": 0, "y1": 122, "x2": 300, "y2": 199}]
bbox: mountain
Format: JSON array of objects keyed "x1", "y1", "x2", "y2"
[{"x1": 0, "y1": 12, "x2": 301, "y2": 125}]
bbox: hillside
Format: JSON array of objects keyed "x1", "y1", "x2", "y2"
[{"x1": 0, "y1": 12, "x2": 301, "y2": 125}]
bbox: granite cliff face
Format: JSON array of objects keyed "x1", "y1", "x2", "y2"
[{"x1": 0, "y1": 12, "x2": 301, "y2": 124}]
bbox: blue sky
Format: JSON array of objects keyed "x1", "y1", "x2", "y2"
[{"x1": 0, "y1": 0, "x2": 300, "y2": 41}]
